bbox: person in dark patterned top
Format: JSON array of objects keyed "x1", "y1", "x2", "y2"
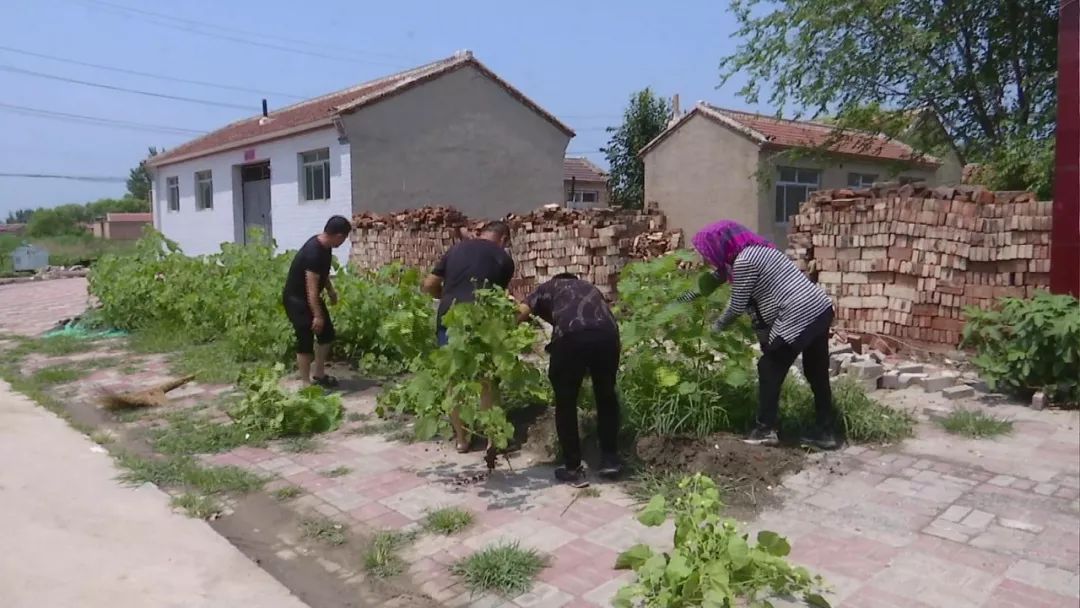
[{"x1": 518, "y1": 273, "x2": 621, "y2": 486}]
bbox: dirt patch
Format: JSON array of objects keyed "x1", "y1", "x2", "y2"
[{"x1": 635, "y1": 434, "x2": 805, "y2": 513}]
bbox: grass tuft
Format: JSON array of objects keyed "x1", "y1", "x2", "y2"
[
  {"x1": 300, "y1": 517, "x2": 347, "y2": 545},
  {"x1": 321, "y1": 466, "x2": 352, "y2": 478},
  {"x1": 31, "y1": 364, "x2": 85, "y2": 386},
  {"x1": 151, "y1": 412, "x2": 258, "y2": 455},
  {"x1": 451, "y1": 543, "x2": 549, "y2": 597},
  {"x1": 273, "y1": 485, "x2": 302, "y2": 501},
  {"x1": 939, "y1": 409, "x2": 1014, "y2": 438},
  {"x1": 30, "y1": 335, "x2": 99, "y2": 356},
  {"x1": 171, "y1": 493, "x2": 221, "y2": 519},
  {"x1": 345, "y1": 411, "x2": 369, "y2": 423},
  {"x1": 781, "y1": 375, "x2": 915, "y2": 443},
  {"x1": 627, "y1": 470, "x2": 701, "y2": 505},
  {"x1": 281, "y1": 436, "x2": 322, "y2": 453},
  {"x1": 116, "y1": 453, "x2": 265, "y2": 494},
  {"x1": 363, "y1": 530, "x2": 417, "y2": 578},
  {"x1": 90, "y1": 430, "x2": 114, "y2": 445},
  {"x1": 423, "y1": 507, "x2": 474, "y2": 535}
]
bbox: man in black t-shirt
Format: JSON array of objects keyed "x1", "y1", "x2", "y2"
[
  {"x1": 283, "y1": 216, "x2": 351, "y2": 386},
  {"x1": 518, "y1": 273, "x2": 622, "y2": 486},
  {"x1": 421, "y1": 221, "x2": 514, "y2": 451}
]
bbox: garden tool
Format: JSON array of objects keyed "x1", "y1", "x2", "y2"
[{"x1": 99, "y1": 374, "x2": 195, "y2": 410}]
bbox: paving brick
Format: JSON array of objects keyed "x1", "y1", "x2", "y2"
[
  {"x1": 984, "y1": 578, "x2": 1080, "y2": 608},
  {"x1": 960, "y1": 509, "x2": 995, "y2": 530},
  {"x1": 941, "y1": 385, "x2": 975, "y2": 400},
  {"x1": 988, "y1": 475, "x2": 1017, "y2": 487},
  {"x1": 920, "y1": 375, "x2": 957, "y2": 392},
  {"x1": 997, "y1": 518, "x2": 1044, "y2": 534},
  {"x1": 868, "y1": 552, "x2": 1000, "y2": 607},
  {"x1": 512, "y1": 582, "x2": 573, "y2": 608},
  {"x1": 1033, "y1": 483, "x2": 1058, "y2": 496},
  {"x1": 940, "y1": 505, "x2": 972, "y2": 523},
  {"x1": 1004, "y1": 560, "x2": 1080, "y2": 598}
]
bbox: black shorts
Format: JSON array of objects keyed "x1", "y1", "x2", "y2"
[{"x1": 283, "y1": 294, "x2": 335, "y2": 355}]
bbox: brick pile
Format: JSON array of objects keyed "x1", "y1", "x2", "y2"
[
  {"x1": 787, "y1": 183, "x2": 1052, "y2": 346},
  {"x1": 350, "y1": 204, "x2": 681, "y2": 299}
]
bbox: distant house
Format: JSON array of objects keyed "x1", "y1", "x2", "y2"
[
  {"x1": 640, "y1": 103, "x2": 944, "y2": 243},
  {"x1": 91, "y1": 213, "x2": 152, "y2": 240},
  {"x1": 563, "y1": 157, "x2": 609, "y2": 208},
  {"x1": 147, "y1": 51, "x2": 574, "y2": 260}
]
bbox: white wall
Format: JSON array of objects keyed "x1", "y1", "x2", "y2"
[{"x1": 152, "y1": 127, "x2": 352, "y2": 262}]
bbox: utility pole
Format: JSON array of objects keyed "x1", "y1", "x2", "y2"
[{"x1": 1051, "y1": 0, "x2": 1079, "y2": 296}]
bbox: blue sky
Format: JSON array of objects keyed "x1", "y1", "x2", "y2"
[{"x1": 0, "y1": 0, "x2": 761, "y2": 216}]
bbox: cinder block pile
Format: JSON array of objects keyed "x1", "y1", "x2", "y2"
[
  {"x1": 350, "y1": 203, "x2": 681, "y2": 299},
  {"x1": 787, "y1": 183, "x2": 1052, "y2": 346}
]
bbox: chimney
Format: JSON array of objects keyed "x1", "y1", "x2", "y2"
[
  {"x1": 668, "y1": 93, "x2": 682, "y2": 128},
  {"x1": 261, "y1": 99, "x2": 268, "y2": 117}
]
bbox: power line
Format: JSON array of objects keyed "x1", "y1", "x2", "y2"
[
  {"x1": 71, "y1": 0, "x2": 410, "y2": 67},
  {"x1": 0, "y1": 45, "x2": 306, "y2": 100},
  {"x1": 0, "y1": 172, "x2": 126, "y2": 183},
  {"x1": 0, "y1": 64, "x2": 256, "y2": 111},
  {"x1": 0, "y1": 102, "x2": 207, "y2": 136}
]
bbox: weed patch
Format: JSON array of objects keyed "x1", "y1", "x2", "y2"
[
  {"x1": 151, "y1": 412, "x2": 258, "y2": 455},
  {"x1": 939, "y1": 409, "x2": 1014, "y2": 438},
  {"x1": 116, "y1": 453, "x2": 264, "y2": 494},
  {"x1": 781, "y1": 376, "x2": 915, "y2": 443},
  {"x1": 423, "y1": 507, "x2": 474, "y2": 535},
  {"x1": 171, "y1": 493, "x2": 221, "y2": 519},
  {"x1": 451, "y1": 543, "x2": 548, "y2": 597},
  {"x1": 300, "y1": 517, "x2": 347, "y2": 546},
  {"x1": 272, "y1": 486, "x2": 302, "y2": 501},
  {"x1": 31, "y1": 364, "x2": 85, "y2": 386},
  {"x1": 364, "y1": 530, "x2": 416, "y2": 578},
  {"x1": 321, "y1": 466, "x2": 352, "y2": 478},
  {"x1": 281, "y1": 436, "x2": 323, "y2": 453}
]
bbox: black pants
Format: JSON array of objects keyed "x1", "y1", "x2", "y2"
[
  {"x1": 283, "y1": 294, "x2": 335, "y2": 355},
  {"x1": 548, "y1": 330, "x2": 620, "y2": 469},
  {"x1": 756, "y1": 309, "x2": 835, "y2": 430}
]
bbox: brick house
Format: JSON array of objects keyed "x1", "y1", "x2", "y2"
[
  {"x1": 640, "y1": 103, "x2": 944, "y2": 243},
  {"x1": 146, "y1": 51, "x2": 574, "y2": 260},
  {"x1": 90, "y1": 213, "x2": 152, "y2": 241},
  {"x1": 563, "y1": 157, "x2": 609, "y2": 208}
]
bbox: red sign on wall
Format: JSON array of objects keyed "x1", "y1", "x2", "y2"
[{"x1": 244, "y1": 149, "x2": 256, "y2": 161}]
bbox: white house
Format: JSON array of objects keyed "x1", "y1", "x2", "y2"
[{"x1": 147, "y1": 51, "x2": 575, "y2": 261}]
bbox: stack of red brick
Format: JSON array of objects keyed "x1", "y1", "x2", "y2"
[
  {"x1": 351, "y1": 204, "x2": 681, "y2": 299},
  {"x1": 787, "y1": 184, "x2": 1052, "y2": 346}
]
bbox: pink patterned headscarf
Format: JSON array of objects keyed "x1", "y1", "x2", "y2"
[{"x1": 692, "y1": 221, "x2": 774, "y2": 282}]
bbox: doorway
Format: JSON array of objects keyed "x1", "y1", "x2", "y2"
[{"x1": 240, "y1": 162, "x2": 272, "y2": 244}]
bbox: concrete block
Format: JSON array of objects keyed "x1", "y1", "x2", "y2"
[
  {"x1": 941, "y1": 385, "x2": 975, "y2": 400},
  {"x1": 921, "y1": 375, "x2": 957, "y2": 392},
  {"x1": 899, "y1": 372, "x2": 929, "y2": 388},
  {"x1": 880, "y1": 371, "x2": 901, "y2": 390},
  {"x1": 850, "y1": 361, "x2": 885, "y2": 380},
  {"x1": 897, "y1": 363, "x2": 925, "y2": 374},
  {"x1": 829, "y1": 356, "x2": 843, "y2": 376},
  {"x1": 1031, "y1": 391, "x2": 1047, "y2": 410}
]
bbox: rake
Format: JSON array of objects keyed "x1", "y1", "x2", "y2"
[{"x1": 99, "y1": 375, "x2": 196, "y2": 410}]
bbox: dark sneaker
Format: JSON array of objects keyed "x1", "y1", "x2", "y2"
[
  {"x1": 555, "y1": 465, "x2": 589, "y2": 488},
  {"x1": 597, "y1": 454, "x2": 623, "y2": 478},
  {"x1": 743, "y1": 425, "x2": 780, "y2": 447},
  {"x1": 801, "y1": 428, "x2": 841, "y2": 451},
  {"x1": 311, "y1": 375, "x2": 339, "y2": 389}
]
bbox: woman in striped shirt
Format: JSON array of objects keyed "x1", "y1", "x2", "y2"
[{"x1": 684, "y1": 220, "x2": 839, "y2": 450}]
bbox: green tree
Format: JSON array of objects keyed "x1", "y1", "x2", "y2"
[
  {"x1": 603, "y1": 89, "x2": 671, "y2": 208},
  {"x1": 5, "y1": 208, "x2": 34, "y2": 224},
  {"x1": 720, "y1": 0, "x2": 1058, "y2": 194},
  {"x1": 126, "y1": 146, "x2": 158, "y2": 201}
]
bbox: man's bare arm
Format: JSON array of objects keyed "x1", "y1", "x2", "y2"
[
  {"x1": 325, "y1": 276, "x2": 338, "y2": 305},
  {"x1": 305, "y1": 271, "x2": 322, "y2": 314},
  {"x1": 421, "y1": 274, "x2": 443, "y2": 298}
]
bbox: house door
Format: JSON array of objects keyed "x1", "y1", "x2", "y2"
[{"x1": 241, "y1": 162, "x2": 272, "y2": 244}]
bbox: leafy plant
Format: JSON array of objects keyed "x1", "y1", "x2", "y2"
[
  {"x1": 939, "y1": 409, "x2": 1014, "y2": 439},
  {"x1": 615, "y1": 252, "x2": 758, "y2": 436},
  {"x1": 963, "y1": 292, "x2": 1080, "y2": 405},
  {"x1": 451, "y1": 542, "x2": 549, "y2": 597},
  {"x1": 228, "y1": 364, "x2": 343, "y2": 438},
  {"x1": 300, "y1": 517, "x2": 347, "y2": 546},
  {"x1": 171, "y1": 493, "x2": 221, "y2": 519},
  {"x1": 377, "y1": 288, "x2": 548, "y2": 449},
  {"x1": 273, "y1": 485, "x2": 302, "y2": 501},
  {"x1": 780, "y1": 376, "x2": 915, "y2": 444},
  {"x1": 615, "y1": 474, "x2": 830, "y2": 608}
]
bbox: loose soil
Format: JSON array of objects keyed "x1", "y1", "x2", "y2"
[{"x1": 635, "y1": 434, "x2": 806, "y2": 513}]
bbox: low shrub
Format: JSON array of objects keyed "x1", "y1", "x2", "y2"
[
  {"x1": 963, "y1": 292, "x2": 1080, "y2": 405},
  {"x1": 451, "y1": 542, "x2": 549, "y2": 597},
  {"x1": 229, "y1": 364, "x2": 343, "y2": 438},
  {"x1": 615, "y1": 474, "x2": 830, "y2": 607}
]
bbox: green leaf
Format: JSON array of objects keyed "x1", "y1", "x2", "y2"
[
  {"x1": 664, "y1": 551, "x2": 692, "y2": 585},
  {"x1": 615, "y1": 544, "x2": 654, "y2": 570},
  {"x1": 656, "y1": 367, "x2": 680, "y2": 388},
  {"x1": 727, "y1": 534, "x2": 750, "y2": 569},
  {"x1": 637, "y1": 495, "x2": 667, "y2": 527},
  {"x1": 413, "y1": 416, "x2": 438, "y2": 441},
  {"x1": 757, "y1": 530, "x2": 791, "y2": 557}
]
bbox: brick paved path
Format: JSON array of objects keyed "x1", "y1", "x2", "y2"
[
  {"x1": 0, "y1": 278, "x2": 90, "y2": 336},
  {"x1": 6, "y1": 278, "x2": 1079, "y2": 607}
]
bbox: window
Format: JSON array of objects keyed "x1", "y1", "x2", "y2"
[
  {"x1": 301, "y1": 148, "x2": 331, "y2": 200},
  {"x1": 774, "y1": 167, "x2": 820, "y2": 223},
  {"x1": 166, "y1": 177, "x2": 179, "y2": 212},
  {"x1": 566, "y1": 190, "x2": 600, "y2": 209},
  {"x1": 195, "y1": 170, "x2": 213, "y2": 210},
  {"x1": 847, "y1": 172, "x2": 878, "y2": 188}
]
